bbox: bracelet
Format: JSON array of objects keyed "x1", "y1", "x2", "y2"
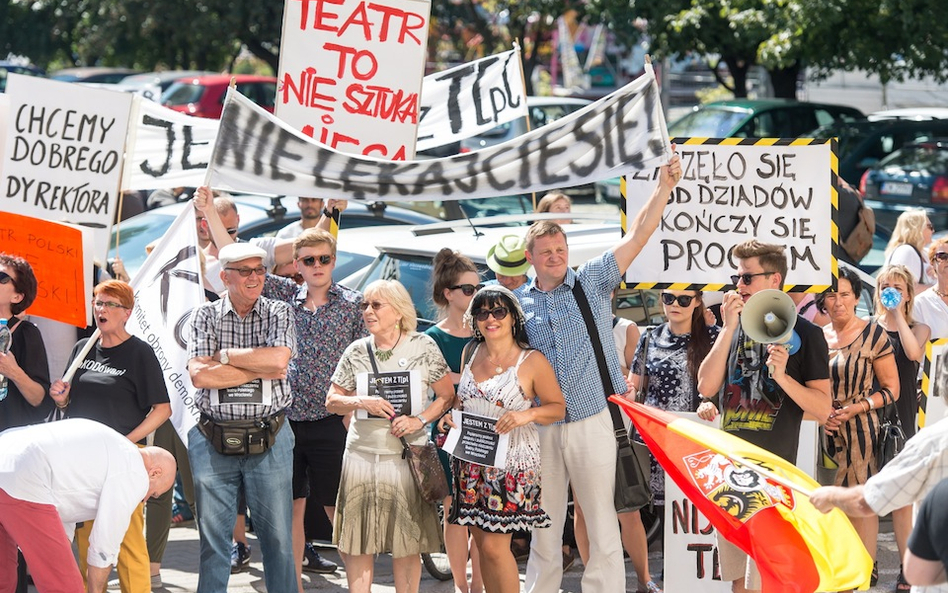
[
  {"x1": 861, "y1": 400, "x2": 870, "y2": 414},
  {"x1": 867, "y1": 397, "x2": 875, "y2": 411},
  {"x1": 56, "y1": 398, "x2": 69, "y2": 410},
  {"x1": 322, "y1": 207, "x2": 333, "y2": 218},
  {"x1": 414, "y1": 414, "x2": 430, "y2": 429}
]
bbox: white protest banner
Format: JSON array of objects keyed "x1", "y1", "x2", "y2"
[
  {"x1": 442, "y1": 410, "x2": 509, "y2": 469},
  {"x1": 355, "y1": 369, "x2": 422, "y2": 419},
  {"x1": 2, "y1": 74, "x2": 132, "y2": 262},
  {"x1": 624, "y1": 139, "x2": 835, "y2": 291},
  {"x1": 124, "y1": 97, "x2": 218, "y2": 191},
  {"x1": 207, "y1": 67, "x2": 671, "y2": 202},
  {"x1": 921, "y1": 338, "x2": 948, "y2": 428},
  {"x1": 557, "y1": 16, "x2": 588, "y2": 92},
  {"x1": 416, "y1": 49, "x2": 527, "y2": 152},
  {"x1": 276, "y1": 0, "x2": 431, "y2": 160},
  {"x1": 127, "y1": 206, "x2": 206, "y2": 445}
]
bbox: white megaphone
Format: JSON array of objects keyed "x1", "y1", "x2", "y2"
[{"x1": 740, "y1": 289, "x2": 801, "y2": 356}]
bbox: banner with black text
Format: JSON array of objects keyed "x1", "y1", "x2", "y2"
[{"x1": 206, "y1": 68, "x2": 671, "y2": 202}]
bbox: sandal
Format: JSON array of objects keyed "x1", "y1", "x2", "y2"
[
  {"x1": 637, "y1": 581, "x2": 662, "y2": 593},
  {"x1": 896, "y1": 567, "x2": 911, "y2": 592},
  {"x1": 870, "y1": 560, "x2": 879, "y2": 587}
]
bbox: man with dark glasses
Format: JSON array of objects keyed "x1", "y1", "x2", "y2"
[
  {"x1": 696, "y1": 240, "x2": 831, "y2": 593},
  {"x1": 261, "y1": 228, "x2": 366, "y2": 587},
  {"x1": 517, "y1": 154, "x2": 681, "y2": 593}
]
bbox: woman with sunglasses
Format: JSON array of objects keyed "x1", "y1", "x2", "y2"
[
  {"x1": 447, "y1": 285, "x2": 564, "y2": 593},
  {"x1": 326, "y1": 279, "x2": 456, "y2": 593},
  {"x1": 913, "y1": 237, "x2": 948, "y2": 340},
  {"x1": 884, "y1": 209, "x2": 935, "y2": 293},
  {"x1": 623, "y1": 290, "x2": 718, "y2": 593},
  {"x1": 425, "y1": 248, "x2": 484, "y2": 593},
  {"x1": 817, "y1": 265, "x2": 900, "y2": 586},
  {"x1": 873, "y1": 264, "x2": 930, "y2": 591},
  {"x1": 49, "y1": 280, "x2": 171, "y2": 593}
]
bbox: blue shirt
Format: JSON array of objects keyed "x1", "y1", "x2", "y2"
[{"x1": 516, "y1": 250, "x2": 627, "y2": 422}]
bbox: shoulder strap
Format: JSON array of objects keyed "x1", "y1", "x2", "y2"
[
  {"x1": 460, "y1": 341, "x2": 478, "y2": 370},
  {"x1": 570, "y1": 279, "x2": 627, "y2": 440}
]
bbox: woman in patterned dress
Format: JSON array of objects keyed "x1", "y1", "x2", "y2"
[
  {"x1": 447, "y1": 285, "x2": 565, "y2": 593},
  {"x1": 819, "y1": 266, "x2": 900, "y2": 576}
]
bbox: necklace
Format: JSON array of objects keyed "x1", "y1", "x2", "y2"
[
  {"x1": 935, "y1": 287, "x2": 948, "y2": 299},
  {"x1": 487, "y1": 347, "x2": 516, "y2": 374},
  {"x1": 374, "y1": 332, "x2": 401, "y2": 362}
]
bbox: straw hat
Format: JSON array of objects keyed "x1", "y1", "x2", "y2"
[{"x1": 486, "y1": 235, "x2": 530, "y2": 276}]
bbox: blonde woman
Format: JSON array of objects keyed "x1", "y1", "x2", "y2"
[
  {"x1": 884, "y1": 209, "x2": 935, "y2": 292},
  {"x1": 873, "y1": 264, "x2": 930, "y2": 591},
  {"x1": 535, "y1": 191, "x2": 572, "y2": 225}
]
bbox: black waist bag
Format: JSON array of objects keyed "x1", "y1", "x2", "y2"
[{"x1": 198, "y1": 412, "x2": 285, "y2": 456}]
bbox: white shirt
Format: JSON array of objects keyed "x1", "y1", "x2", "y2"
[
  {"x1": 275, "y1": 220, "x2": 305, "y2": 240},
  {"x1": 914, "y1": 288, "x2": 948, "y2": 339},
  {"x1": 887, "y1": 243, "x2": 933, "y2": 285},
  {"x1": 0, "y1": 419, "x2": 148, "y2": 568}
]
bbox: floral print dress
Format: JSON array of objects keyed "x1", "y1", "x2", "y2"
[{"x1": 450, "y1": 346, "x2": 551, "y2": 533}]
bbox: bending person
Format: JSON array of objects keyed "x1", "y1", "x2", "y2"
[{"x1": 0, "y1": 419, "x2": 175, "y2": 593}]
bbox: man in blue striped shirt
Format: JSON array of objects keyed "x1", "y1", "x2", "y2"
[{"x1": 519, "y1": 154, "x2": 681, "y2": 593}]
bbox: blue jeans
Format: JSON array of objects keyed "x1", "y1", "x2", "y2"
[{"x1": 188, "y1": 422, "x2": 295, "y2": 593}]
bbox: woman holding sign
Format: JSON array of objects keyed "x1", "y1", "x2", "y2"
[
  {"x1": 447, "y1": 285, "x2": 565, "y2": 593},
  {"x1": 326, "y1": 279, "x2": 456, "y2": 593}
]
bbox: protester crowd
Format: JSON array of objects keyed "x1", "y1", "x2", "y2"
[{"x1": 4, "y1": 146, "x2": 948, "y2": 593}]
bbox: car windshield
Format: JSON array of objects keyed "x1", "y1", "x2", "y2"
[
  {"x1": 162, "y1": 83, "x2": 205, "y2": 105},
  {"x1": 668, "y1": 108, "x2": 750, "y2": 137},
  {"x1": 879, "y1": 145, "x2": 948, "y2": 169},
  {"x1": 109, "y1": 211, "x2": 177, "y2": 278}
]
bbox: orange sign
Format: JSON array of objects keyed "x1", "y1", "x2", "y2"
[{"x1": 0, "y1": 211, "x2": 87, "y2": 327}]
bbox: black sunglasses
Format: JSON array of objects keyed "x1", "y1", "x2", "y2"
[
  {"x1": 661, "y1": 293, "x2": 695, "y2": 307},
  {"x1": 450, "y1": 284, "x2": 484, "y2": 296},
  {"x1": 934, "y1": 252, "x2": 948, "y2": 262},
  {"x1": 730, "y1": 272, "x2": 774, "y2": 285},
  {"x1": 299, "y1": 255, "x2": 333, "y2": 267},
  {"x1": 359, "y1": 301, "x2": 389, "y2": 311},
  {"x1": 474, "y1": 306, "x2": 509, "y2": 322},
  {"x1": 225, "y1": 266, "x2": 267, "y2": 277},
  {"x1": 0, "y1": 271, "x2": 11, "y2": 285}
]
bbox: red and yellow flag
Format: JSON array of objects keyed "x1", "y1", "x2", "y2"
[{"x1": 612, "y1": 397, "x2": 872, "y2": 593}]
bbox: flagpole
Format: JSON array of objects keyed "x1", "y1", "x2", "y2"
[
  {"x1": 62, "y1": 328, "x2": 101, "y2": 383},
  {"x1": 644, "y1": 55, "x2": 673, "y2": 159},
  {"x1": 512, "y1": 41, "x2": 538, "y2": 211}
]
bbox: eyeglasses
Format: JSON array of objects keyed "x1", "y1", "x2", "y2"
[
  {"x1": 0, "y1": 271, "x2": 11, "y2": 285},
  {"x1": 225, "y1": 266, "x2": 267, "y2": 277},
  {"x1": 359, "y1": 301, "x2": 389, "y2": 311},
  {"x1": 474, "y1": 307, "x2": 509, "y2": 322},
  {"x1": 661, "y1": 293, "x2": 696, "y2": 307},
  {"x1": 450, "y1": 284, "x2": 483, "y2": 296},
  {"x1": 225, "y1": 228, "x2": 239, "y2": 236},
  {"x1": 730, "y1": 272, "x2": 775, "y2": 285},
  {"x1": 934, "y1": 252, "x2": 948, "y2": 262},
  {"x1": 93, "y1": 300, "x2": 129, "y2": 310},
  {"x1": 299, "y1": 255, "x2": 333, "y2": 267}
]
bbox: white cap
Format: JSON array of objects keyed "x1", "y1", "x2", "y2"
[{"x1": 217, "y1": 243, "x2": 266, "y2": 266}]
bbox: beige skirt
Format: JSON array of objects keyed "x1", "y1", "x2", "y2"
[{"x1": 333, "y1": 448, "x2": 443, "y2": 557}]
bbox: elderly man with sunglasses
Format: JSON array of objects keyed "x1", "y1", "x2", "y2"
[
  {"x1": 187, "y1": 242, "x2": 298, "y2": 593},
  {"x1": 696, "y1": 240, "x2": 832, "y2": 593}
]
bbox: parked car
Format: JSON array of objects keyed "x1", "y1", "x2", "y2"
[
  {"x1": 50, "y1": 67, "x2": 140, "y2": 84},
  {"x1": 110, "y1": 196, "x2": 439, "y2": 279},
  {"x1": 161, "y1": 74, "x2": 277, "y2": 119},
  {"x1": 860, "y1": 140, "x2": 948, "y2": 230},
  {"x1": 868, "y1": 108, "x2": 948, "y2": 121},
  {"x1": 667, "y1": 99, "x2": 864, "y2": 139},
  {"x1": 115, "y1": 70, "x2": 217, "y2": 101},
  {"x1": 0, "y1": 62, "x2": 46, "y2": 92},
  {"x1": 811, "y1": 118, "x2": 948, "y2": 185}
]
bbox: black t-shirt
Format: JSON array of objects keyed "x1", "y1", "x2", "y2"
[
  {"x1": 0, "y1": 318, "x2": 52, "y2": 431},
  {"x1": 907, "y1": 477, "x2": 948, "y2": 573},
  {"x1": 720, "y1": 315, "x2": 830, "y2": 462},
  {"x1": 65, "y1": 335, "x2": 169, "y2": 443}
]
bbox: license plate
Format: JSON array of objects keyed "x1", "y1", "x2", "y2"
[{"x1": 880, "y1": 181, "x2": 914, "y2": 196}]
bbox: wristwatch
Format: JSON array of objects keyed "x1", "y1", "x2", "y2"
[{"x1": 219, "y1": 348, "x2": 230, "y2": 365}]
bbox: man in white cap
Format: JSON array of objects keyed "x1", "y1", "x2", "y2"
[
  {"x1": 0, "y1": 418, "x2": 176, "y2": 593},
  {"x1": 487, "y1": 234, "x2": 532, "y2": 291},
  {"x1": 187, "y1": 242, "x2": 298, "y2": 593}
]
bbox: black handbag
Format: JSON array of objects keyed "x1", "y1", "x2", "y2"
[
  {"x1": 875, "y1": 392, "x2": 905, "y2": 470},
  {"x1": 366, "y1": 342, "x2": 448, "y2": 503},
  {"x1": 571, "y1": 281, "x2": 652, "y2": 513}
]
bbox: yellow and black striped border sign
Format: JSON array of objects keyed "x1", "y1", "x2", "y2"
[
  {"x1": 620, "y1": 137, "x2": 840, "y2": 293},
  {"x1": 920, "y1": 338, "x2": 948, "y2": 428}
]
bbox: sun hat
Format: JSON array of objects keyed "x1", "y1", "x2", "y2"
[
  {"x1": 486, "y1": 235, "x2": 530, "y2": 276},
  {"x1": 217, "y1": 243, "x2": 266, "y2": 266}
]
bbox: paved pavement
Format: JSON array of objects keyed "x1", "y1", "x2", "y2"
[{"x1": 45, "y1": 516, "x2": 900, "y2": 593}]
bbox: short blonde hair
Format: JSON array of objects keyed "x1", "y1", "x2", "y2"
[
  {"x1": 363, "y1": 279, "x2": 417, "y2": 334},
  {"x1": 293, "y1": 228, "x2": 336, "y2": 258},
  {"x1": 886, "y1": 209, "x2": 930, "y2": 256}
]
